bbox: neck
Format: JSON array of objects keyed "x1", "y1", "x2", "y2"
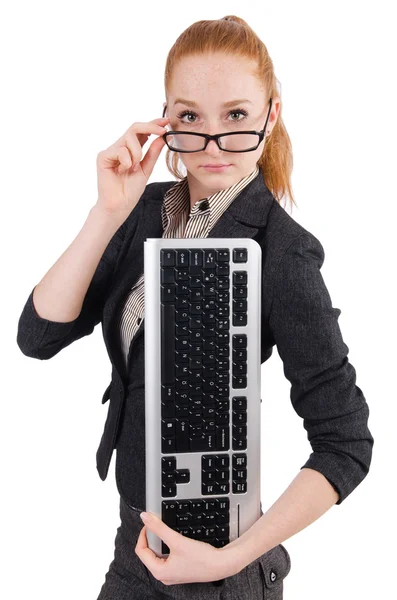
[{"x1": 186, "y1": 169, "x2": 236, "y2": 211}]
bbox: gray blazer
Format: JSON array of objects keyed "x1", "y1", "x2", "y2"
[{"x1": 16, "y1": 169, "x2": 374, "y2": 504}]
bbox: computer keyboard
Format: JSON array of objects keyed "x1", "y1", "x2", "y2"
[{"x1": 144, "y1": 238, "x2": 262, "y2": 556}]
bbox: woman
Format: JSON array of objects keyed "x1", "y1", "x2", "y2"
[{"x1": 16, "y1": 15, "x2": 374, "y2": 600}]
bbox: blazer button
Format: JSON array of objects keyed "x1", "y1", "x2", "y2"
[{"x1": 270, "y1": 569, "x2": 277, "y2": 582}]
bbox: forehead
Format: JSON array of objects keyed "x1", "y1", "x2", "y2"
[{"x1": 168, "y1": 53, "x2": 263, "y2": 104}]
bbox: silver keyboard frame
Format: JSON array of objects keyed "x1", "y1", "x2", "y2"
[{"x1": 144, "y1": 237, "x2": 262, "y2": 556}]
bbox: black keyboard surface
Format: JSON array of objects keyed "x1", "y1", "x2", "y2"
[{"x1": 158, "y1": 246, "x2": 251, "y2": 551}]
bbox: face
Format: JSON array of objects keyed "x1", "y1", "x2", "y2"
[{"x1": 164, "y1": 52, "x2": 280, "y2": 202}]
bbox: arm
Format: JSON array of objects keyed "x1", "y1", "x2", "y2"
[
  {"x1": 222, "y1": 467, "x2": 338, "y2": 571},
  {"x1": 137, "y1": 467, "x2": 339, "y2": 583},
  {"x1": 222, "y1": 231, "x2": 374, "y2": 571},
  {"x1": 16, "y1": 200, "x2": 143, "y2": 360}
]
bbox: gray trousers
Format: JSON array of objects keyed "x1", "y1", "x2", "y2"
[{"x1": 97, "y1": 496, "x2": 291, "y2": 599}]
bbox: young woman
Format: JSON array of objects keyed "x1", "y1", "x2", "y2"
[{"x1": 17, "y1": 15, "x2": 374, "y2": 600}]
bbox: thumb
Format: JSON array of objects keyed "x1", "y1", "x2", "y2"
[
  {"x1": 140, "y1": 135, "x2": 167, "y2": 178},
  {"x1": 140, "y1": 511, "x2": 180, "y2": 546}
]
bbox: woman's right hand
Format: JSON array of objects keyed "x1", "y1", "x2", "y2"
[{"x1": 95, "y1": 116, "x2": 170, "y2": 219}]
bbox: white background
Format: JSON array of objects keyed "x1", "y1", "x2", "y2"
[{"x1": 2, "y1": 1, "x2": 396, "y2": 598}]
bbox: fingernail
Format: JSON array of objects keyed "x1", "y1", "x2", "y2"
[{"x1": 140, "y1": 512, "x2": 149, "y2": 521}]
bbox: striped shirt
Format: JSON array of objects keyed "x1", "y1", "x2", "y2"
[{"x1": 118, "y1": 164, "x2": 260, "y2": 367}]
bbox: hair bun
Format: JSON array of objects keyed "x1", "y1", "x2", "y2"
[{"x1": 220, "y1": 15, "x2": 247, "y2": 26}]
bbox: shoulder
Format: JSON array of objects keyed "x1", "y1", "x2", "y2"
[
  {"x1": 261, "y1": 201, "x2": 326, "y2": 319},
  {"x1": 120, "y1": 178, "x2": 176, "y2": 235},
  {"x1": 140, "y1": 179, "x2": 176, "y2": 204},
  {"x1": 264, "y1": 200, "x2": 325, "y2": 273},
  {"x1": 267, "y1": 200, "x2": 323, "y2": 254}
]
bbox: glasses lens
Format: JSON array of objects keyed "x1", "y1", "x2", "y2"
[
  {"x1": 165, "y1": 132, "x2": 260, "y2": 152},
  {"x1": 166, "y1": 133, "x2": 206, "y2": 152},
  {"x1": 218, "y1": 133, "x2": 260, "y2": 151}
]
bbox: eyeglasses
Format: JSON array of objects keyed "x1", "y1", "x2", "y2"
[{"x1": 161, "y1": 98, "x2": 273, "y2": 153}]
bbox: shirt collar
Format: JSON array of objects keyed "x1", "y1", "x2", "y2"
[{"x1": 161, "y1": 164, "x2": 260, "y2": 222}]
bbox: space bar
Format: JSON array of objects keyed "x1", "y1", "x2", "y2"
[{"x1": 161, "y1": 303, "x2": 175, "y2": 384}]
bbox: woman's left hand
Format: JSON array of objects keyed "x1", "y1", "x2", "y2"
[{"x1": 135, "y1": 511, "x2": 238, "y2": 585}]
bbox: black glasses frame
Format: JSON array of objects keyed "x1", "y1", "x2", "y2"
[{"x1": 161, "y1": 98, "x2": 273, "y2": 153}]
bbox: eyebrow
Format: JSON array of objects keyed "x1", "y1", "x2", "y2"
[{"x1": 173, "y1": 98, "x2": 253, "y2": 108}]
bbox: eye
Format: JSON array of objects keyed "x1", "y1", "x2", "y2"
[
  {"x1": 229, "y1": 109, "x2": 249, "y2": 122},
  {"x1": 176, "y1": 110, "x2": 198, "y2": 124},
  {"x1": 176, "y1": 108, "x2": 249, "y2": 125}
]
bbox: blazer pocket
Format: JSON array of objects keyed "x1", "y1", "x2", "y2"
[
  {"x1": 101, "y1": 382, "x2": 112, "y2": 404},
  {"x1": 258, "y1": 543, "x2": 291, "y2": 593}
]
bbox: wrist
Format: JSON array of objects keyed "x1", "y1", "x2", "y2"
[
  {"x1": 88, "y1": 203, "x2": 127, "y2": 234},
  {"x1": 218, "y1": 541, "x2": 249, "y2": 576}
]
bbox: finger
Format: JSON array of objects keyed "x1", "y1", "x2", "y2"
[
  {"x1": 135, "y1": 524, "x2": 148, "y2": 552},
  {"x1": 135, "y1": 523, "x2": 166, "y2": 573},
  {"x1": 153, "y1": 117, "x2": 171, "y2": 133},
  {"x1": 122, "y1": 131, "x2": 144, "y2": 170},
  {"x1": 108, "y1": 119, "x2": 169, "y2": 167},
  {"x1": 151, "y1": 117, "x2": 171, "y2": 124},
  {"x1": 98, "y1": 144, "x2": 133, "y2": 172},
  {"x1": 116, "y1": 146, "x2": 132, "y2": 174},
  {"x1": 128, "y1": 121, "x2": 169, "y2": 146},
  {"x1": 139, "y1": 135, "x2": 167, "y2": 177},
  {"x1": 140, "y1": 512, "x2": 182, "y2": 549},
  {"x1": 124, "y1": 123, "x2": 168, "y2": 170}
]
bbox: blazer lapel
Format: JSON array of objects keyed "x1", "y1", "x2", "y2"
[
  {"x1": 102, "y1": 197, "x2": 164, "y2": 375},
  {"x1": 103, "y1": 168, "x2": 276, "y2": 380}
]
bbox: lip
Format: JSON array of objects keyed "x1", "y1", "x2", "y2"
[{"x1": 201, "y1": 164, "x2": 232, "y2": 171}]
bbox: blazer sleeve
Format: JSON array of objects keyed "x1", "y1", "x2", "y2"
[
  {"x1": 268, "y1": 231, "x2": 374, "y2": 504},
  {"x1": 16, "y1": 201, "x2": 142, "y2": 361}
]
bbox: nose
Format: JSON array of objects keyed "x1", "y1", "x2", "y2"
[{"x1": 204, "y1": 138, "x2": 222, "y2": 154}]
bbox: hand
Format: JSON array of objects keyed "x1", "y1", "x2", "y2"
[
  {"x1": 95, "y1": 116, "x2": 170, "y2": 219},
  {"x1": 135, "y1": 511, "x2": 234, "y2": 585}
]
